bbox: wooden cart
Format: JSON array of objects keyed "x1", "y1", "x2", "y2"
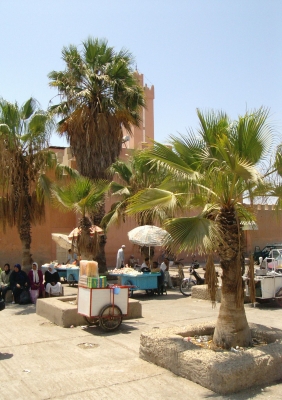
[{"x1": 77, "y1": 285, "x2": 129, "y2": 331}]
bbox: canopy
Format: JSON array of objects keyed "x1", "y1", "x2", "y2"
[
  {"x1": 127, "y1": 225, "x2": 170, "y2": 247},
  {"x1": 51, "y1": 233, "x2": 73, "y2": 250}
]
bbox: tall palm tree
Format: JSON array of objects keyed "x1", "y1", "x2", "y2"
[
  {"x1": 51, "y1": 176, "x2": 110, "y2": 263},
  {"x1": 128, "y1": 108, "x2": 275, "y2": 349},
  {"x1": 103, "y1": 151, "x2": 168, "y2": 258},
  {"x1": 0, "y1": 97, "x2": 58, "y2": 270},
  {"x1": 48, "y1": 37, "x2": 145, "y2": 268}
]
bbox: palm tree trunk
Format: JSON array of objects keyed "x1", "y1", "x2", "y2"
[
  {"x1": 213, "y1": 261, "x2": 252, "y2": 348},
  {"x1": 213, "y1": 206, "x2": 252, "y2": 348},
  {"x1": 91, "y1": 200, "x2": 107, "y2": 273},
  {"x1": 19, "y1": 204, "x2": 32, "y2": 272}
]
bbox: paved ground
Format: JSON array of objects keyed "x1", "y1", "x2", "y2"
[{"x1": 1, "y1": 281, "x2": 282, "y2": 399}]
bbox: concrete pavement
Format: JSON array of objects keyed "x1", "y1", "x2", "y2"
[{"x1": 0, "y1": 284, "x2": 282, "y2": 399}]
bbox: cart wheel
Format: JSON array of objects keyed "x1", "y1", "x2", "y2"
[
  {"x1": 84, "y1": 316, "x2": 99, "y2": 325},
  {"x1": 99, "y1": 304, "x2": 123, "y2": 331},
  {"x1": 68, "y1": 273, "x2": 75, "y2": 287},
  {"x1": 146, "y1": 290, "x2": 155, "y2": 296}
]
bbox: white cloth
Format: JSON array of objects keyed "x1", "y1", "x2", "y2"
[
  {"x1": 160, "y1": 262, "x2": 168, "y2": 272},
  {"x1": 32, "y1": 262, "x2": 39, "y2": 283},
  {"x1": 45, "y1": 282, "x2": 63, "y2": 295},
  {"x1": 160, "y1": 261, "x2": 172, "y2": 287},
  {"x1": 141, "y1": 262, "x2": 150, "y2": 271},
  {"x1": 116, "y1": 248, "x2": 125, "y2": 269}
]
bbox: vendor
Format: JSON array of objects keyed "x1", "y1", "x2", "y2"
[
  {"x1": 66, "y1": 249, "x2": 78, "y2": 265},
  {"x1": 140, "y1": 257, "x2": 151, "y2": 272}
]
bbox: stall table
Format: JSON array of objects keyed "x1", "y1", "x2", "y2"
[{"x1": 110, "y1": 272, "x2": 161, "y2": 296}]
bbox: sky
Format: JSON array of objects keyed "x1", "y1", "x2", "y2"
[{"x1": 1, "y1": 0, "x2": 282, "y2": 148}]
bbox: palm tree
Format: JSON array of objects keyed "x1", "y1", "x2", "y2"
[
  {"x1": 0, "y1": 97, "x2": 58, "y2": 270},
  {"x1": 128, "y1": 108, "x2": 275, "y2": 349},
  {"x1": 48, "y1": 37, "x2": 145, "y2": 268},
  {"x1": 51, "y1": 176, "x2": 110, "y2": 263},
  {"x1": 103, "y1": 151, "x2": 168, "y2": 258}
]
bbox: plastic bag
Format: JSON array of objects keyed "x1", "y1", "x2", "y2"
[
  {"x1": 0, "y1": 298, "x2": 5, "y2": 311},
  {"x1": 19, "y1": 288, "x2": 31, "y2": 305}
]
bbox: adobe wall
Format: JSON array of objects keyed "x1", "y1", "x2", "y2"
[{"x1": 0, "y1": 205, "x2": 76, "y2": 269}]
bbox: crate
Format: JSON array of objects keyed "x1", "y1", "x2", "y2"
[{"x1": 87, "y1": 276, "x2": 107, "y2": 288}]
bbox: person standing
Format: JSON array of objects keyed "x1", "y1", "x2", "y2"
[
  {"x1": 0, "y1": 263, "x2": 12, "y2": 300},
  {"x1": 160, "y1": 257, "x2": 173, "y2": 288},
  {"x1": 116, "y1": 245, "x2": 125, "y2": 269}
]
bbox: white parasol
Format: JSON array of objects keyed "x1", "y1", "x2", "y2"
[{"x1": 127, "y1": 225, "x2": 170, "y2": 256}]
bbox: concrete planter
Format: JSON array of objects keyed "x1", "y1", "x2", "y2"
[{"x1": 140, "y1": 321, "x2": 282, "y2": 394}]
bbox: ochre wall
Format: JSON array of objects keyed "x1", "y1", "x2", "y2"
[{"x1": 0, "y1": 204, "x2": 76, "y2": 269}]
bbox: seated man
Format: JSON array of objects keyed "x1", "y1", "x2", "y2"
[
  {"x1": 0, "y1": 263, "x2": 12, "y2": 301},
  {"x1": 140, "y1": 257, "x2": 151, "y2": 272},
  {"x1": 160, "y1": 257, "x2": 173, "y2": 288}
]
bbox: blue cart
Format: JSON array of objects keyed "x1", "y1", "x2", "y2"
[
  {"x1": 66, "y1": 267, "x2": 80, "y2": 286},
  {"x1": 118, "y1": 272, "x2": 161, "y2": 296}
]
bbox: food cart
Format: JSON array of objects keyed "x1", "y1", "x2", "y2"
[
  {"x1": 253, "y1": 272, "x2": 282, "y2": 306},
  {"x1": 66, "y1": 267, "x2": 79, "y2": 286},
  {"x1": 77, "y1": 285, "x2": 129, "y2": 331},
  {"x1": 110, "y1": 272, "x2": 161, "y2": 297}
]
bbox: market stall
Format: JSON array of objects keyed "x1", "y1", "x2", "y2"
[{"x1": 109, "y1": 268, "x2": 161, "y2": 296}]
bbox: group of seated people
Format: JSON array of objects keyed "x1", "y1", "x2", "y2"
[
  {"x1": 140, "y1": 256, "x2": 173, "y2": 293},
  {"x1": 0, "y1": 262, "x2": 63, "y2": 304}
]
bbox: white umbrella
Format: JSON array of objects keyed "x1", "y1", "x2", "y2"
[
  {"x1": 51, "y1": 233, "x2": 73, "y2": 250},
  {"x1": 127, "y1": 225, "x2": 170, "y2": 256}
]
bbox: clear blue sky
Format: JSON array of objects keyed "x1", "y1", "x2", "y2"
[{"x1": 1, "y1": 0, "x2": 282, "y2": 147}]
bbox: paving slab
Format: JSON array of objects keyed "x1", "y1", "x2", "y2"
[{"x1": 0, "y1": 284, "x2": 281, "y2": 399}]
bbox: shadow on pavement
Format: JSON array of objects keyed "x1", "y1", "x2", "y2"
[{"x1": 0, "y1": 352, "x2": 13, "y2": 360}]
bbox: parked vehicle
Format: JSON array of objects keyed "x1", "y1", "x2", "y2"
[
  {"x1": 253, "y1": 243, "x2": 282, "y2": 264},
  {"x1": 180, "y1": 260, "x2": 205, "y2": 296}
]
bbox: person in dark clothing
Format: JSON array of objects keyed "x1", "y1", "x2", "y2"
[
  {"x1": 0, "y1": 263, "x2": 12, "y2": 300},
  {"x1": 44, "y1": 264, "x2": 63, "y2": 296},
  {"x1": 9, "y1": 264, "x2": 29, "y2": 304}
]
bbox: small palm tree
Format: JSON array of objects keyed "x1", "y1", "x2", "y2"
[
  {"x1": 48, "y1": 37, "x2": 146, "y2": 268},
  {"x1": 103, "y1": 151, "x2": 168, "y2": 258},
  {"x1": 0, "y1": 97, "x2": 58, "y2": 270},
  {"x1": 51, "y1": 176, "x2": 110, "y2": 263},
  {"x1": 128, "y1": 108, "x2": 276, "y2": 349}
]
